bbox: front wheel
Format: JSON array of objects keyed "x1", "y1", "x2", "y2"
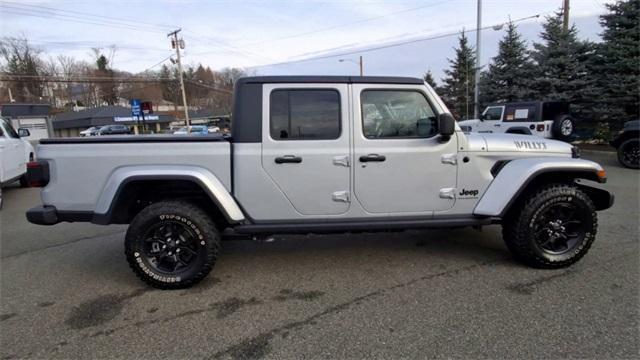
[
  {"x1": 617, "y1": 138, "x2": 639, "y2": 169},
  {"x1": 502, "y1": 184, "x2": 597, "y2": 268},
  {"x1": 125, "y1": 200, "x2": 220, "y2": 289}
]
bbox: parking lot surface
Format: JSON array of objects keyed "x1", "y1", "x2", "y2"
[{"x1": 1, "y1": 151, "x2": 638, "y2": 359}]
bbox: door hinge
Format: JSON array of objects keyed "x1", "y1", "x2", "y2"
[
  {"x1": 441, "y1": 153, "x2": 457, "y2": 165},
  {"x1": 439, "y1": 188, "x2": 456, "y2": 200},
  {"x1": 332, "y1": 191, "x2": 350, "y2": 203},
  {"x1": 333, "y1": 155, "x2": 350, "y2": 167}
]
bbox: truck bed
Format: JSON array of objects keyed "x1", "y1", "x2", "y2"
[
  {"x1": 39, "y1": 134, "x2": 228, "y2": 144},
  {"x1": 36, "y1": 135, "x2": 232, "y2": 213}
]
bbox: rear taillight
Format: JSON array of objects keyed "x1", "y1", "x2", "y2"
[
  {"x1": 27, "y1": 161, "x2": 49, "y2": 187},
  {"x1": 536, "y1": 124, "x2": 545, "y2": 132}
]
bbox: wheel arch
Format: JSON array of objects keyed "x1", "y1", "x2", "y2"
[
  {"x1": 474, "y1": 158, "x2": 611, "y2": 218},
  {"x1": 93, "y1": 166, "x2": 244, "y2": 225}
]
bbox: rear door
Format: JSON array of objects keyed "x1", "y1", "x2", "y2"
[
  {"x1": 352, "y1": 84, "x2": 458, "y2": 214},
  {"x1": 261, "y1": 84, "x2": 351, "y2": 215}
]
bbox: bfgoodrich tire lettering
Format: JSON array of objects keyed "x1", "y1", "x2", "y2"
[
  {"x1": 125, "y1": 200, "x2": 220, "y2": 289},
  {"x1": 502, "y1": 183, "x2": 597, "y2": 268}
]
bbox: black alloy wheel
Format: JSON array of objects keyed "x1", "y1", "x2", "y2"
[
  {"x1": 532, "y1": 202, "x2": 588, "y2": 255},
  {"x1": 618, "y1": 138, "x2": 640, "y2": 169},
  {"x1": 142, "y1": 221, "x2": 200, "y2": 273}
]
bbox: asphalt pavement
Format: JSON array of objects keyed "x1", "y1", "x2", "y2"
[{"x1": 1, "y1": 151, "x2": 638, "y2": 359}]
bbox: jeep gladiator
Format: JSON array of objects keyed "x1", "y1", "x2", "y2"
[{"x1": 26, "y1": 76, "x2": 614, "y2": 289}]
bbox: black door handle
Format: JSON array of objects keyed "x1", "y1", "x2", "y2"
[
  {"x1": 275, "y1": 155, "x2": 302, "y2": 164},
  {"x1": 359, "y1": 154, "x2": 386, "y2": 162}
]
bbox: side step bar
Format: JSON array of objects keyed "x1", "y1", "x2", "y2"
[{"x1": 233, "y1": 217, "x2": 496, "y2": 235}]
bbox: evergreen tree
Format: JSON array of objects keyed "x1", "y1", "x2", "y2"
[
  {"x1": 481, "y1": 22, "x2": 534, "y2": 104},
  {"x1": 529, "y1": 11, "x2": 594, "y2": 115},
  {"x1": 594, "y1": 0, "x2": 639, "y2": 125},
  {"x1": 441, "y1": 31, "x2": 476, "y2": 120},
  {"x1": 423, "y1": 69, "x2": 438, "y2": 89}
]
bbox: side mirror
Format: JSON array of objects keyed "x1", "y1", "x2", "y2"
[
  {"x1": 438, "y1": 113, "x2": 455, "y2": 141},
  {"x1": 18, "y1": 128, "x2": 30, "y2": 138},
  {"x1": 479, "y1": 113, "x2": 486, "y2": 121}
]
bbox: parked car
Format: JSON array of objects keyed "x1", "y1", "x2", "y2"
[
  {"x1": 208, "y1": 126, "x2": 220, "y2": 133},
  {"x1": 458, "y1": 101, "x2": 576, "y2": 141},
  {"x1": 0, "y1": 117, "x2": 35, "y2": 188},
  {"x1": 98, "y1": 124, "x2": 131, "y2": 135},
  {"x1": 26, "y1": 76, "x2": 613, "y2": 289},
  {"x1": 174, "y1": 125, "x2": 208, "y2": 135},
  {"x1": 610, "y1": 120, "x2": 639, "y2": 169},
  {"x1": 80, "y1": 126, "x2": 100, "y2": 137}
]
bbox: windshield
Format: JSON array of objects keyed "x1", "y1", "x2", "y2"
[{"x1": 0, "y1": 117, "x2": 19, "y2": 138}]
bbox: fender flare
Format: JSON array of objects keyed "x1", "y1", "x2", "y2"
[
  {"x1": 474, "y1": 157, "x2": 608, "y2": 217},
  {"x1": 94, "y1": 165, "x2": 245, "y2": 224}
]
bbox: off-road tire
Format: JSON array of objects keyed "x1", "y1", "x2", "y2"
[
  {"x1": 502, "y1": 183, "x2": 597, "y2": 268},
  {"x1": 617, "y1": 138, "x2": 639, "y2": 169},
  {"x1": 125, "y1": 200, "x2": 220, "y2": 289},
  {"x1": 552, "y1": 114, "x2": 575, "y2": 141}
]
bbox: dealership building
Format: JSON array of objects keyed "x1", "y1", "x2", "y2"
[{"x1": 52, "y1": 106, "x2": 175, "y2": 137}]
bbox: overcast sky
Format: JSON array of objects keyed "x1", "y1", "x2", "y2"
[{"x1": 0, "y1": 0, "x2": 612, "y2": 81}]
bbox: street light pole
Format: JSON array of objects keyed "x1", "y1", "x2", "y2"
[
  {"x1": 473, "y1": 0, "x2": 482, "y2": 119},
  {"x1": 168, "y1": 28, "x2": 190, "y2": 133},
  {"x1": 563, "y1": 0, "x2": 570, "y2": 32},
  {"x1": 339, "y1": 57, "x2": 363, "y2": 76}
]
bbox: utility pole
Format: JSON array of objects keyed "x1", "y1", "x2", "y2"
[
  {"x1": 359, "y1": 55, "x2": 363, "y2": 76},
  {"x1": 168, "y1": 28, "x2": 190, "y2": 132},
  {"x1": 562, "y1": 0, "x2": 570, "y2": 31},
  {"x1": 473, "y1": 0, "x2": 482, "y2": 119}
]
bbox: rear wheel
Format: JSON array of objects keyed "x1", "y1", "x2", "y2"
[
  {"x1": 125, "y1": 200, "x2": 220, "y2": 289},
  {"x1": 617, "y1": 138, "x2": 639, "y2": 169},
  {"x1": 502, "y1": 184, "x2": 597, "y2": 268},
  {"x1": 552, "y1": 115, "x2": 575, "y2": 141}
]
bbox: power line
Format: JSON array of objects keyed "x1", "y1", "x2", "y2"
[
  {"x1": 0, "y1": 1, "x2": 174, "y2": 31},
  {"x1": 139, "y1": 56, "x2": 173, "y2": 73},
  {"x1": 184, "y1": 30, "x2": 277, "y2": 62},
  {"x1": 0, "y1": 5, "x2": 167, "y2": 34},
  {"x1": 239, "y1": 0, "x2": 453, "y2": 47},
  {"x1": 251, "y1": 13, "x2": 542, "y2": 69},
  {"x1": 0, "y1": 36, "x2": 170, "y2": 53}
]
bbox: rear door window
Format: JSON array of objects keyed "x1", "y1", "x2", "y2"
[
  {"x1": 270, "y1": 89, "x2": 341, "y2": 140},
  {"x1": 504, "y1": 105, "x2": 536, "y2": 122}
]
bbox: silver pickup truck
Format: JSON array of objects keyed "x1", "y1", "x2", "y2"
[{"x1": 26, "y1": 76, "x2": 614, "y2": 289}]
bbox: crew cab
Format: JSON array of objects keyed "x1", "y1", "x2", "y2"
[
  {"x1": 26, "y1": 76, "x2": 613, "y2": 289},
  {"x1": 458, "y1": 101, "x2": 576, "y2": 141}
]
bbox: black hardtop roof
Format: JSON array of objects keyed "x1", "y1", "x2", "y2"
[
  {"x1": 236, "y1": 76, "x2": 424, "y2": 85},
  {"x1": 487, "y1": 100, "x2": 568, "y2": 107}
]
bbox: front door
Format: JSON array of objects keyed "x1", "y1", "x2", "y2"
[
  {"x1": 352, "y1": 85, "x2": 458, "y2": 214},
  {"x1": 261, "y1": 84, "x2": 351, "y2": 216}
]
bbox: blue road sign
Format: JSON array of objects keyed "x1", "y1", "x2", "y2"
[{"x1": 130, "y1": 99, "x2": 141, "y2": 117}]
